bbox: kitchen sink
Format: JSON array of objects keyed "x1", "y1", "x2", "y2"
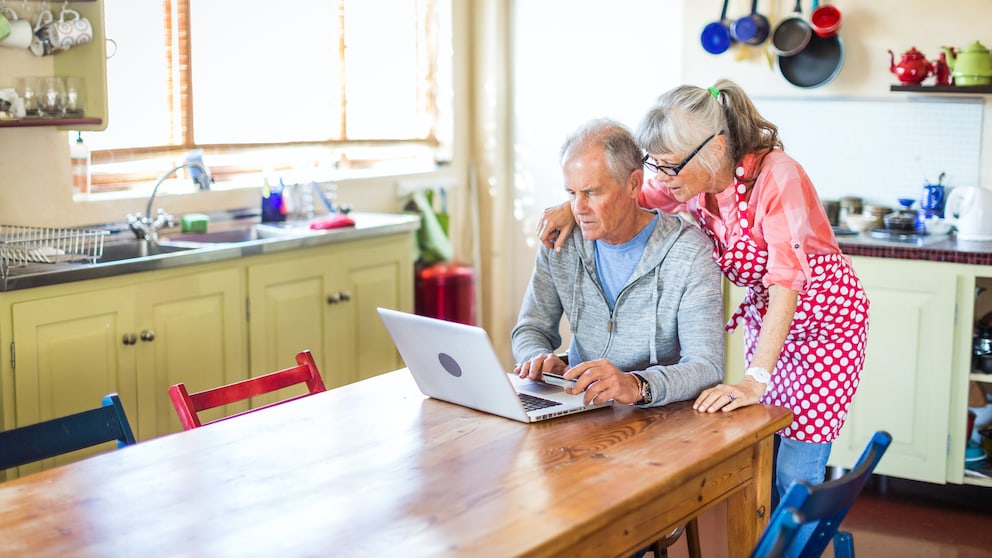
[
  {"x1": 164, "y1": 228, "x2": 264, "y2": 243},
  {"x1": 162, "y1": 223, "x2": 311, "y2": 244},
  {"x1": 97, "y1": 240, "x2": 198, "y2": 263}
]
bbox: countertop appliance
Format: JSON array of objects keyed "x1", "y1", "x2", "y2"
[{"x1": 945, "y1": 186, "x2": 992, "y2": 241}]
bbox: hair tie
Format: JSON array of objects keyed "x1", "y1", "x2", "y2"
[{"x1": 707, "y1": 86, "x2": 720, "y2": 100}]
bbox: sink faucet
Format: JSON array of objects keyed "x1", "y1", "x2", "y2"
[{"x1": 128, "y1": 161, "x2": 212, "y2": 242}]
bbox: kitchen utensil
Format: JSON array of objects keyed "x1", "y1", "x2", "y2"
[
  {"x1": 933, "y1": 51, "x2": 953, "y2": 86},
  {"x1": 769, "y1": 0, "x2": 810, "y2": 56},
  {"x1": 888, "y1": 47, "x2": 933, "y2": 85},
  {"x1": 882, "y1": 211, "x2": 916, "y2": 231},
  {"x1": 944, "y1": 186, "x2": 992, "y2": 240},
  {"x1": 779, "y1": 33, "x2": 844, "y2": 88},
  {"x1": 809, "y1": 0, "x2": 841, "y2": 37},
  {"x1": 700, "y1": 0, "x2": 734, "y2": 55},
  {"x1": 778, "y1": 0, "x2": 843, "y2": 88},
  {"x1": 730, "y1": 0, "x2": 769, "y2": 45},
  {"x1": 843, "y1": 213, "x2": 875, "y2": 234},
  {"x1": 921, "y1": 172, "x2": 946, "y2": 215},
  {"x1": 942, "y1": 42, "x2": 992, "y2": 86},
  {"x1": 0, "y1": 6, "x2": 31, "y2": 50}
]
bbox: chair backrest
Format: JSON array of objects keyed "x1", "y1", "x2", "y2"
[
  {"x1": 168, "y1": 349, "x2": 326, "y2": 430},
  {"x1": 0, "y1": 393, "x2": 136, "y2": 471},
  {"x1": 751, "y1": 430, "x2": 893, "y2": 558}
]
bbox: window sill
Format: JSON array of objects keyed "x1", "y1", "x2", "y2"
[{"x1": 76, "y1": 157, "x2": 448, "y2": 203}]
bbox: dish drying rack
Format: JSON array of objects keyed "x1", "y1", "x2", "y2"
[{"x1": 0, "y1": 225, "x2": 108, "y2": 278}]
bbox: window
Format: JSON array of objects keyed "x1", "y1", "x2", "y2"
[{"x1": 84, "y1": 0, "x2": 452, "y2": 195}]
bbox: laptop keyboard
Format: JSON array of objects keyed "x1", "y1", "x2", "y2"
[{"x1": 518, "y1": 392, "x2": 563, "y2": 412}]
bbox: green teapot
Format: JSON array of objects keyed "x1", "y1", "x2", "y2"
[{"x1": 942, "y1": 41, "x2": 992, "y2": 86}]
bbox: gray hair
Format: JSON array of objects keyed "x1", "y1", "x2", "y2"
[
  {"x1": 636, "y1": 79, "x2": 782, "y2": 180},
  {"x1": 560, "y1": 118, "x2": 642, "y2": 186}
]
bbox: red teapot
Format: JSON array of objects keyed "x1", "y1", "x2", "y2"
[{"x1": 888, "y1": 47, "x2": 933, "y2": 84}]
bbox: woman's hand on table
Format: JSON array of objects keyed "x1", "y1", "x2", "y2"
[{"x1": 693, "y1": 376, "x2": 768, "y2": 413}]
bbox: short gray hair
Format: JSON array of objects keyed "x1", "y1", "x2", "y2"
[{"x1": 560, "y1": 118, "x2": 642, "y2": 185}]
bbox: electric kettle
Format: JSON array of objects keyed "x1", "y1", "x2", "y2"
[{"x1": 944, "y1": 186, "x2": 992, "y2": 241}]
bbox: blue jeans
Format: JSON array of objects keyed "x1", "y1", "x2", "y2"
[{"x1": 772, "y1": 435, "x2": 832, "y2": 558}]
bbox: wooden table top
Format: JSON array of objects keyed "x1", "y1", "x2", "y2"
[{"x1": 0, "y1": 369, "x2": 792, "y2": 558}]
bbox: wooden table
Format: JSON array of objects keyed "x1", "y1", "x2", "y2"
[{"x1": 0, "y1": 369, "x2": 791, "y2": 557}]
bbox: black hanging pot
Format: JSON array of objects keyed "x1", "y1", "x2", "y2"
[{"x1": 778, "y1": 25, "x2": 844, "y2": 88}]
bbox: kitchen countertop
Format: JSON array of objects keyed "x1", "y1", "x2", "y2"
[
  {"x1": 0, "y1": 212, "x2": 421, "y2": 292},
  {"x1": 837, "y1": 229, "x2": 992, "y2": 265}
]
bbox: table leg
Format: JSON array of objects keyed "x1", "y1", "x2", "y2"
[{"x1": 725, "y1": 436, "x2": 774, "y2": 558}]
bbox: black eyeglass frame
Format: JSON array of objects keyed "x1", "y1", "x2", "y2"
[{"x1": 642, "y1": 133, "x2": 717, "y2": 177}]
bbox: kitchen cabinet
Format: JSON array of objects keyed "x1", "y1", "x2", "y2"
[
  {"x1": 8, "y1": 266, "x2": 246, "y2": 470},
  {"x1": 722, "y1": 256, "x2": 984, "y2": 486},
  {"x1": 829, "y1": 257, "x2": 958, "y2": 484},
  {"x1": 0, "y1": 225, "x2": 415, "y2": 480},
  {"x1": 0, "y1": 0, "x2": 108, "y2": 130},
  {"x1": 246, "y1": 233, "x2": 413, "y2": 404}
]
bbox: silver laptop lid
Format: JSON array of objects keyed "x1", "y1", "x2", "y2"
[{"x1": 376, "y1": 307, "x2": 609, "y2": 422}]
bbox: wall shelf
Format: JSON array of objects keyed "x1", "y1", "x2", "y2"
[
  {"x1": 890, "y1": 84, "x2": 992, "y2": 94},
  {"x1": 0, "y1": 117, "x2": 102, "y2": 129}
]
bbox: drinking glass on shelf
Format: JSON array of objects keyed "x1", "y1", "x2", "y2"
[
  {"x1": 64, "y1": 76, "x2": 84, "y2": 116},
  {"x1": 38, "y1": 76, "x2": 65, "y2": 118},
  {"x1": 15, "y1": 76, "x2": 40, "y2": 117}
]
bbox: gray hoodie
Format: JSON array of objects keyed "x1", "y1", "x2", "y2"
[{"x1": 511, "y1": 209, "x2": 724, "y2": 406}]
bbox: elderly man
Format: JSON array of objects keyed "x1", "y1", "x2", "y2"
[{"x1": 512, "y1": 118, "x2": 724, "y2": 407}]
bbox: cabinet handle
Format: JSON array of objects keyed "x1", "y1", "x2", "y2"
[
  {"x1": 140, "y1": 330, "x2": 156, "y2": 342},
  {"x1": 122, "y1": 333, "x2": 137, "y2": 346},
  {"x1": 327, "y1": 291, "x2": 353, "y2": 304}
]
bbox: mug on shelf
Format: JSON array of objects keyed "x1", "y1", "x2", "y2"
[
  {"x1": 30, "y1": 7, "x2": 92, "y2": 56},
  {"x1": 0, "y1": 6, "x2": 32, "y2": 50}
]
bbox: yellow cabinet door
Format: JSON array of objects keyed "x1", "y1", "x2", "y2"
[
  {"x1": 248, "y1": 251, "x2": 337, "y2": 401},
  {"x1": 135, "y1": 268, "x2": 247, "y2": 438},
  {"x1": 247, "y1": 234, "x2": 414, "y2": 398},
  {"x1": 333, "y1": 241, "x2": 410, "y2": 384},
  {"x1": 11, "y1": 287, "x2": 138, "y2": 474},
  {"x1": 829, "y1": 257, "x2": 957, "y2": 483}
]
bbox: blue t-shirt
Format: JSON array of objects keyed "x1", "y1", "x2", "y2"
[{"x1": 568, "y1": 214, "x2": 658, "y2": 365}]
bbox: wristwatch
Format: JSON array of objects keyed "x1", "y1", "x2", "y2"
[
  {"x1": 632, "y1": 373, "x2": 652, "y2": 404},
  {"x1": 745, "y1": 366, "x2": 772, "y2": 385}
]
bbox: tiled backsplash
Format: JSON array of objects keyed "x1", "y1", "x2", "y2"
[{"x1": 753, "y1": 96, "x2": 984, "y2": 208}]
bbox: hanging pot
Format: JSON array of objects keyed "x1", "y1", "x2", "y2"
[
  {"x1": 778, "y1": 0, "x2": 843, "y2": 88},
  {"x1": 731, "y1": 0, "x2": 770, "y2": 46},
  {"x1": 810, "y1": 0, "x2": 842, "y2": 37},
  {"x1": 700, "y1": 0, "x2": 734, "y2": 55},
  {"x1": 770, "y1": 0, "x2": 811, "y2": 56},
  {"x1": 779, "y1": 32, "x2": 845, "y2": 88}
]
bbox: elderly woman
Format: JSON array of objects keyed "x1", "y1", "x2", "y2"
[{"x1": 538, "y1": 79, "x2": 869, "y2": 557}]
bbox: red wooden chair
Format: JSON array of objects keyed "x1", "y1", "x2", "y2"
[{"x1": 168, "y1": 349, "x2": 326, "y2": 430}]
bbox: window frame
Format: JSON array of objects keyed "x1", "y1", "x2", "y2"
[{"x1": 88, "y1": 0, "x2": 446, "y2": 194}]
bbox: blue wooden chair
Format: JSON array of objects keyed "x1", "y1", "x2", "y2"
[
  {"x1": 751, "y1": 430, "x2": 893, "y2": 558},
  {"x1": 0, "y1": 393, "x2": 136, "y2": 471}
]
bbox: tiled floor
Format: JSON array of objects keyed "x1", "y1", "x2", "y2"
[{"x1": 657, "y1": 476, "x2": 992, "y2": 558}]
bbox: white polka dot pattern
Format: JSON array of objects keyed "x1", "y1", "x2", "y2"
[{"x1": 695, "y1": 179, "x2": 868, "y2": 443}]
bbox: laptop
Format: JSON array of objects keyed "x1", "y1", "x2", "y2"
[{"x1": 376, "y1": 307, "x2": 613, "y2": 423}]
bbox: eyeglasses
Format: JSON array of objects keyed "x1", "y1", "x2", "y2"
[{"x1": 642, "y1": 133, "x2": 717, "y2": 177}]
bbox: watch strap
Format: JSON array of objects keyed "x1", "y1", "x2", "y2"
[
  {"x1": 745, "y1": 366, "x2": 771, "y2": 384},
  {"x1": 632, "y1": 373, "x2": 651, "y2": 404}
]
